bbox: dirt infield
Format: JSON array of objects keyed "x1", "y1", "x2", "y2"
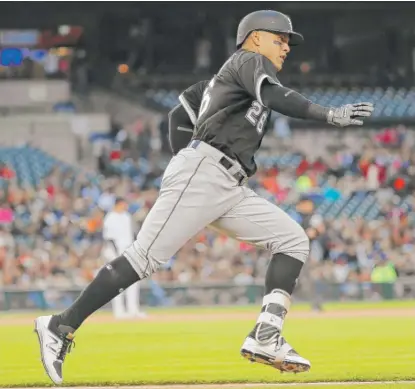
[{"x1": 1, "y1": 307, "x2": 414, "y2": 326}]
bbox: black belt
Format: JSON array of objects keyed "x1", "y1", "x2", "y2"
[
  {"x1": 218, "y1": 156, "x2": 247, "y2": 185},
  {"x1": 188, "y1": 140, "x2": 247, "y2": 185}
]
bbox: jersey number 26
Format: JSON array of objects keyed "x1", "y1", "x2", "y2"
[{"x1": 246, "y1": 101, "x2": 269, "y2": 135}]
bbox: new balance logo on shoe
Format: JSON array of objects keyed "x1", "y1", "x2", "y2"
[
  {"x1": 46, "y1": 341, "x2": 59, "y2": 354},
  {"x1": 34, "y1": 315, "x2": 75, "y2": 385}
]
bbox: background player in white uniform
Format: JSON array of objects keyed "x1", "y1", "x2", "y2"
[{"x1": 102, "y1": 197, "x2": 145, "y2": 319}]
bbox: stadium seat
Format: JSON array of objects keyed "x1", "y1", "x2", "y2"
[{"x1": 0, "y1": 146, "x2": 71, "y2": 186}]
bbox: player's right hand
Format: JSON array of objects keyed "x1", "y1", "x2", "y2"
[{"x1": 327, "y1": 102, "x2": 374, "y2": 127}]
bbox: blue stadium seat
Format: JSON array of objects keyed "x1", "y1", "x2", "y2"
[
  {"x1": 365, "y1": 203, "x2": 381, "y2": 220},
  {"x1": 351, "y1": 194, "x2": 376, "y2": 219},
  {"x1": 0, "y1": 146, "x2": 71, "y2": 186},
  {"x1": 339, "y1": 195, "x2": 361, "y2": 218},
  {"x1": 324, "y1": 197, "x2": 350, "y2": 219},
  {"x1": 315, "y1": 199, "x2": 335, "y2": 216}
]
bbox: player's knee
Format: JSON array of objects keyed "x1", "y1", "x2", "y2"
[
  {"x1": 271, "y1": 224, "x2": 310, "y2": 264},
  {"x1": 123, "y1": 241, "x2": 171, "y2": 279},
  {"x1": 294, "y1": 229, "x2": 310, "y2": 262}
]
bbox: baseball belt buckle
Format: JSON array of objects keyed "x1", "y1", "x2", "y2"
[{"x1": 189, "y1": 140, "x2": 200, "y2": 149}]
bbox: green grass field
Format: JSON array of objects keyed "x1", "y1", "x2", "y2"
[{"x1": 0, "y1": 301, "x2": 414, "y2": 388}]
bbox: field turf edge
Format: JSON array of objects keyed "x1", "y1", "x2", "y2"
[{"x1": 3, "y1": 377, "x2": 415, "y2": 388}]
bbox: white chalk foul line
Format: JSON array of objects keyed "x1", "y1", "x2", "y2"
[
  {"x1": 9, "y1": 381, "x2": 415, "y2": 389},
  {"x1": 116, "y1": 382, "x2": 415, "y2": 389}
]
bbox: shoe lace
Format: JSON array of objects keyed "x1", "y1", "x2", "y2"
[{"x1": 57, "y1": 333, "x2": 75, "y2": 362}]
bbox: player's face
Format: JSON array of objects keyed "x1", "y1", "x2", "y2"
[
  {"x1": 260, "y1": 32, "x2": 291, "y2": 71},
  {"x1": 116, "y1": 201, "x2": 128, "y2": 212}
]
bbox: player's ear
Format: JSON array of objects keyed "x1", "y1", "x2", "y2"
[{"x1": 250, "y1": 31, "x2": 261, "y2": 47}]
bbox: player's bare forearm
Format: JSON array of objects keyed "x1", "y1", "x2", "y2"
[{"x1": 261, "y1": 83, "x2": 374, "y2": 127}]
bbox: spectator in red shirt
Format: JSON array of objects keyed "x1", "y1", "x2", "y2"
[
  {"x1": 311, "y1": 157, "x2": 327, "y2": 174},
  {"x1": 110, "y1": 148, "x2": 122, "y2": 161},
  {"x1": 0, "y1": 163, "x2": 15, "y2": 180},
  {"x1": 296, "y1": 156, "x2": 309, "y2": 176}
]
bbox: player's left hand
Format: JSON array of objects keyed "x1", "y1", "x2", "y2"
[{"x1": 327, "y1": 102, "x2": 374, "y2": 127}]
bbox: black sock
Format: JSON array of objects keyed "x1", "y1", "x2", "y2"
[
  {"x1": 57, "y1": 255, "x2": 140, "y2": 331},
  {"x1": 265, "y1": 253, "x2": 304, "y2": 295},
  {"x1": 249, "y1": 253, "x2": 305, "y2": 340}
]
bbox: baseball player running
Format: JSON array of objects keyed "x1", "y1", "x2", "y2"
[{"x1": 34, "y1": 10, "x2": 374, "y2": 384}]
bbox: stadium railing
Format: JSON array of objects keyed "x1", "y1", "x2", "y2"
[{"x1": 1, "y1": 278, "x2": 414, "y2": 311}]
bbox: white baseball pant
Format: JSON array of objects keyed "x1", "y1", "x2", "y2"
[{"x1": 124, "y1": 141, "x2": 309, "y2": 279}]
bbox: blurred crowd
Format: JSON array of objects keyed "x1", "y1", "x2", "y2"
[{"x1": 0, "y1": 123, "x2": 414, "y2": 301}]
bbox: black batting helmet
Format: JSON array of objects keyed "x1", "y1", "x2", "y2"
[{"x1": 236, "y1": 10, "x2": 304, "y2": 48}]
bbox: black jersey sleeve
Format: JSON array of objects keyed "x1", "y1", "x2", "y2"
[
  {"x1": 261, "y1": 83, "x2": 330, "y2": 121},
  {"x1": 236, "y1": 53, "x2": 282, "y2": 106},
  {"x1": 168, "y1": 103, "x2": 194, "y2": 155},
  {"x1": 178, "y1": 80, "x2": 210, "y2": 125}
]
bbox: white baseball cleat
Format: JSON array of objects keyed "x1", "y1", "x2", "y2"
[
  {"x1": 34, "y1": 315, "x2": 75, "y2": 385},
  {"x1": 241, "y1": 335, "x2": 311, "y2": 373}
]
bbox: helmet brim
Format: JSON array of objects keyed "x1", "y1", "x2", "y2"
[
  {"x1": 288, "y1": 31, "x2": 304, "y2": 46},
  {"x1": 236, "y1": 29, "x2": 304, "y2": 49},
  {"x1": 254, "y1": 29, "x2": 304, "y2": 46}
]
